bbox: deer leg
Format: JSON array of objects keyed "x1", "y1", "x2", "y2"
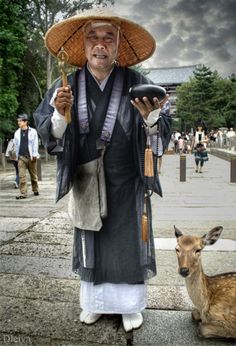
[
  {"x1": 199, "y1": 322, "x2": 228, "y2": 339},
  {"x1": 191, "y1": 309, "x2": 201, "y2": 322}
]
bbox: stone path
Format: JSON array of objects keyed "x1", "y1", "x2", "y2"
[{"x1": 0, "y1": 154, "x2": 235, "y2": 345}]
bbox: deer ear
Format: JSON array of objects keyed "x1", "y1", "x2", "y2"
[
  {"x1": 202, "y1": 226, "x2": 223, "y2": 245},
  {"x1": 174, "y1": 225, "x2": 183, "y2": 238}
]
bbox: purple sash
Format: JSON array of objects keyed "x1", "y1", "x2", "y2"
[{"x1": 77, "y1": 67, "x2": 124, "y2": 143}]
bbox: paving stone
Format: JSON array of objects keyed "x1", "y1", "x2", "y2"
[
  {"x1": 133, "y1": 310, "x2": 236, "y2": 346},
  {"x1": 0, "y1": 255, "x2": 74, "y2": 278},
  {"x1": 0, "y1": 297, "x2": 127, "y2": 345},
  {"x1": 0, "y1": 242, "x2": 72, "y2": 258},
  {"x1": 0, "y1": 155, "x2": 236, "y2": 345}
]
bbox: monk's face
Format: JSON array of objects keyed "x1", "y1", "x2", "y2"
[{"x1": 84, "y1": 22, "x2": 119, "y2": 74}]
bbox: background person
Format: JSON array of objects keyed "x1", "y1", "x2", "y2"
[
  {"x1": 226, "y1": 127, "x2": 236, "y2": 149},
  {"x1": 34, "y1": 10, "x2": 171, "y2": 332},
  {"x1": 191, "y1": 121, "x2": 208, "y2": 150},
  {"x1": 191, "y1": 120, "x2": 209, "y2": 173},
  {"x1": 173, "y1": 130, "x2": 181, "y2": 153},
  {"x1": 14, "y1": 114, "x2": 40, "y2": 199}
]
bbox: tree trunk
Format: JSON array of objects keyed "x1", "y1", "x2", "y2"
[{"x1": 47, "y1": 52, "x2": 52, "y2": 90}]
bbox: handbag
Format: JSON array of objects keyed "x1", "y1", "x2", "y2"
[
  {"x1": 202, "y1": 150, "x2": 209, "y2": 161},
  {"x1": 6, "y1": 139, "x2": 16, "y2": 160}
]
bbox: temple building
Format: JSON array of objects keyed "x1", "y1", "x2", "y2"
[{"x1": 144, "y1": 65, "x2": 198, "y2": 117}]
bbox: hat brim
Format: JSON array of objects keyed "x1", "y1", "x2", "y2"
[{"x1": 45, "y1": 11, "x2": 156, "y2": 68}]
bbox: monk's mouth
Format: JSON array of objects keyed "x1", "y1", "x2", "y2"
[{"x1": 93, "y1": 54, "x2": 107, "y2": 59}]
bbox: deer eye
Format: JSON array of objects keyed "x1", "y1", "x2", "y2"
[
  {"x1": 195, "y1": 249, "x2": 201, "y2": 254},
  {"x1": 175, "y1": 248, "x2": 180, "y2": 253}
]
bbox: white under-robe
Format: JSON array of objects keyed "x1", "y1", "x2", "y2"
[{"x1": 80, "y1": 280, "x2": 146, "y2": 314}]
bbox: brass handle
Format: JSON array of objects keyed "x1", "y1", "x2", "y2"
[{"x1": 57, "y1": 48, "x2": 71, "y2": 124}]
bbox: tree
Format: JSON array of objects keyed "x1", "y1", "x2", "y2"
[
  {"x1": 221, "y1": 79, "x2": 236, "y2": 128},
  {"x1": 0, "y1": 0, "x2": 115, "y2": 141},
  {"x1": 176, "y1": 65, "x2": 236, "y2": 131},
  {"x1": 0, "y1": 0, "x2": 28, "y2": 140}
]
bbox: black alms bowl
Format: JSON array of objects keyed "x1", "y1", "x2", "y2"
[{"x1": 129, "y1": 84, "x2": 166, "y2": 104}]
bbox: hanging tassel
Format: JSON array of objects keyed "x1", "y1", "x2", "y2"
[
  {"x1": 144, "y1": 146, "x2": 154, "y2": 177},
  {"x1": 142, "y1": 212, "x2": 148, "y2": 242},
  {"x1": 142, "y1": 195, "x2": 148, "y2": 242}
]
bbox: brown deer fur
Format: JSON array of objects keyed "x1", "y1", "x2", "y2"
[{"x1": 174, "y1": 226, "x2": 236, "y2": 339}]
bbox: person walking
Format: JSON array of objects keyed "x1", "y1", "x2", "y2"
[
  {"x1": 226, "y1": 127, "x2": 236, "y2": 149},
  {"x1": 34, "y1": 9, "x2": 171, "y2": 332},
  {"x1": 191, "y1": 120, "x2": 208, "y2": 173},
  {"x1": 14, "y1": 114, "x2": 40, "y2": 199},
  {"x1": 173, "y1": 130, "x2": 181, "y2": 153}
]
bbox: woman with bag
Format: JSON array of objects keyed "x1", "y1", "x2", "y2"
[{"x1": 191, "y1": 120, "x2": 209, "y2": 173}]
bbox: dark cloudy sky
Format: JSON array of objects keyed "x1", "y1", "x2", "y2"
[{"x1": 113, "y1": 0, "x2": 236, "y2": 77}]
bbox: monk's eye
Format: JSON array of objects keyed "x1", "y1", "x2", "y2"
[
  {"x1": 103, "y1": 35, "x2": 114, "y2": 43},
  {"x1": 86, "y1": 34, "x2": 98, "y2": 43}
]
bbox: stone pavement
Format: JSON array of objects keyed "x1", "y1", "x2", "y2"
[{"x1": 0, "y1": 153, "x2": 235, "y2": 346}]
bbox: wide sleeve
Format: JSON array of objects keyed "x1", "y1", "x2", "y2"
[{"x1": 33, "y1": 79, "x2": 62, "y2": 149}]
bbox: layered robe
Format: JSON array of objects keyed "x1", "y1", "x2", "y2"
[{"x1": 34, "y1": 65, "x2": 171, "y2": 313}]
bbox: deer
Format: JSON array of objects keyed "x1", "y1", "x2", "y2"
[{"x1": 174, "y1": 225, "x2": 236, "y2": 339}]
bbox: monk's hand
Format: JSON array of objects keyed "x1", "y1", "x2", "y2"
[
  {"x1": 54, "y1": 86, "x2": 73, "y2": 116},
  {"x1": 131, "y1": 94, "x2": 169, "y2": 120}
]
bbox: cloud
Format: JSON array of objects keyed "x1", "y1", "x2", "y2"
[
  {"x1": 182, "y1": 50, "x2": 203, "y2": 61},
  {"x1": 150, "y1": 22, "x2": 172, "y2": 42},
  {"x1": 113, "y1": 0, "x2": 236, "y2": 76}
]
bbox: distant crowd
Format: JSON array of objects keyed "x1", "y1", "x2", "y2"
[{"x1": 171, "y1": 127, "x2": 236, "y2": 154}]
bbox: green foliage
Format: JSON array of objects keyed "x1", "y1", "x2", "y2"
[
  {"x1": 0, "y1": 0, "x2": 28, "y2": 139},
  {"x1": 0, "y1": 0, "x2": 115, "y2": 142},
  {"x1": 222, "y1": 79, "x2": 236, "y2": 127},
  {"x1": 176, "y1": 65, "x2": 236, "y2": 131}
]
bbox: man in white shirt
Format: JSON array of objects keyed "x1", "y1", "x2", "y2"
[{"x1": 14, "y1": 114, "x2": 39, "y2": 199}]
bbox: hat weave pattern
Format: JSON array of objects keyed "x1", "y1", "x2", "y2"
[{"x1": 45, "y1": 11, "x2": 156, "y2": 68}]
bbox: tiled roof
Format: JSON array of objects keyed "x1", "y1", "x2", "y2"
[{"x1": 145, "y1": 65, "x2": 198, "y2": 85}]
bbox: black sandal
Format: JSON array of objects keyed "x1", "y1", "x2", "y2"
[{"x1": 16, "y1": 195, "x2": 26, "y2": 199}]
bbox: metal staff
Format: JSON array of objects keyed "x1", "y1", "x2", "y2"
[{"x1": 57, "y1": 47, "x2": 71, "y2": 124}]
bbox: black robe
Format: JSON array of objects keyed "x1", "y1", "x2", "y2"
[{"x1": 34, "y1": 66, "x2": 172, "y2": 285}]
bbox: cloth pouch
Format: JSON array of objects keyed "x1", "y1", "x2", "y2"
[{"x1": 68, "y1": 156, "x2": 107, "y2": 231}]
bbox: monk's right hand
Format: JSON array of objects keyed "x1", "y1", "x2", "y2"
[{"x1": 54, "y1": 86, "x2": 73, "y2": 116}]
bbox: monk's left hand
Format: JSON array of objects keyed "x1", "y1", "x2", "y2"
[{"x1": 131, "y1": 94, "x2": 169, "y2": 120}]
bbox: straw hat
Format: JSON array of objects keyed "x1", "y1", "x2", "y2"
[{"x1": 45, "y1": 9, "x2": 156, "y2": 68}]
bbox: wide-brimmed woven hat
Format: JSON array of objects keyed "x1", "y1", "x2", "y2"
[{"x1": 45, "y1": 9, "x2": 156, "y2": 68}]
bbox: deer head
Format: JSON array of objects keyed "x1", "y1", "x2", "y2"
[{"x1": 174, "y1": 226, "x2": 223, "y2": 278}]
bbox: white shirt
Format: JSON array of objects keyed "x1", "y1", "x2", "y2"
[{"x1": 13, "y1": 127, "x2": 39, "y2": 160}]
